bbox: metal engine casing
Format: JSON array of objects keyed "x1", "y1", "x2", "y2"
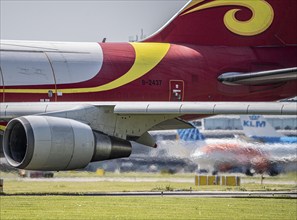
[{"x1": 3, "y1": 116, "x2": 131, "y2": 171}]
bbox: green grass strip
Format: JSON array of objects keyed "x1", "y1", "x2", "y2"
[{"x1": 1, "y1": 196, "x2": 296, "y2": 220}]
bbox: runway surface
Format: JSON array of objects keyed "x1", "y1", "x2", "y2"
[{"x1": 1, "y1": 191, "x2": 296, "y2": 198}]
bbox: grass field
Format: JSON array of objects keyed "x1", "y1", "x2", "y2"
[
  {"x1": 1, "y1": 179, "x2": 296, "y2": 194},
  {"x1": 0, "y1": 171, "x2": 296, "y2": 194},
  {"x1": 1, "y1": 196, "x2": 297, "y2": 220},
  {"x1": 0, "y1": 171, "x2": 296, "y2": 219}
]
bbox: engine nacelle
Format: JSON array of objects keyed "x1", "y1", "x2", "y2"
[{"x1": 3, "y1": 116, "x2": 131, "y2": 171}]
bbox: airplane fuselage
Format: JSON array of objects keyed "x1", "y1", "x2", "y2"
[
  {"x1": 1, "y1": 40, "x2": 296, "y2": 103},
  {"x1": 1, "y1": 0, "x2": 297, "y2": 172}
]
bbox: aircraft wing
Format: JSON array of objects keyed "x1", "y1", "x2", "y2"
[
  {"x1": 1, "y1": 101, "x2": 296, "y2": 170},
  {"x1": 1, "y1": 101, "x2": 296, "y2": 119},
  {"x1": 1, "y1": 101, "x2": 296, "y2": 147},
  {"x1": 1, "y1": 101, "x2": 296, "y2": 137},
  {"x1": 218, "y1": 67, "x2": 297, "y2": 85},
  {"x1": 113, "y1": 101, "x2": 297, "y2": 115}
]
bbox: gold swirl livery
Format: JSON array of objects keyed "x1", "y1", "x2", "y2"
[
  {"x1": 181, "y1": 0, "x2": 274, "y2": 36},
  {"x1": 4, "y1": 43, "x2": 170, "y2": 94}
]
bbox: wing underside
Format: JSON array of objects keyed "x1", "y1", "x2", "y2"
[
  {"x1": 112, "y1": 101, "x2": 297, "y2": 116},
  {"x1": 1, "y1": 101, "x2": 296, "y2": 122},
  {"x1": 1, "y1": 101, "x2": 296, "y2": 117},
  {"x1": 0, "y1": 101, "x2": 296, "y2": 150}
]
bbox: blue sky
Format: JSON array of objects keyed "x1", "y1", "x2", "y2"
[{"x1": 0, "y1": 0, "x2": 187, "y2": 42}]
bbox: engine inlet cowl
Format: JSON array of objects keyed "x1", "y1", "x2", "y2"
[
  {"x1": 3, "y1": 116, "x2": 95, "y2": 170},
  {"x1": 3, "y1": 116, "x2": 132, "y2": 171}
]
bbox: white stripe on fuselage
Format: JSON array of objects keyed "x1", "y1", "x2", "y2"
[{"x1": 0, "y1": 40, "x2": 103, "y2": 86}]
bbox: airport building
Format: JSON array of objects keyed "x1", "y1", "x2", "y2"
[
  {"x1": 201, "y1": 115, "x2": 297, "y2": 131},
  {"x1": 200, "y1": 97, "x2": 297, "y2": 133}
]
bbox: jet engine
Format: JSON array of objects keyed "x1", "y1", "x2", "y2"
[{"x1": 3, "y1": 116, "x2": 131, "y2": 171}]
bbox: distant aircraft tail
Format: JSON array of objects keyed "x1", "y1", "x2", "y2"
[
  {"x1": 177, "y1": 127, "x2": 205, "y2": 141},
  {"x1": 240, "y1": 115, "x2": 283, "y2": 138},
  {"x1": 240, "y1": 115, "x2": 297, "y2": 144},
  {"x1": 145, "y1": 0, "x2": 297, "y2": 46}
]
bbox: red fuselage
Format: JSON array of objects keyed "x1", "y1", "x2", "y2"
[{"x1": 1, "y1": 43, "x2": 297, "y2": 103}]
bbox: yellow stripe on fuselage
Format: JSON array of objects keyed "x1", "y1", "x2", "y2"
[{"x1": 4, "y1": 43, "x2": 170, "y2": 94}]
